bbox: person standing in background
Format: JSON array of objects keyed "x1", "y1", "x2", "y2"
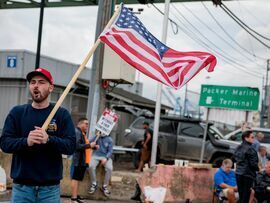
[
  {"x1": 233, "y1": 130, "x2": 259, "y2": 203},
  {"x1": 137, "y1": 121, "x2": 153, "y2": 172},
  {"x1": 252, "y1": 132, "x2": 264, "y2": 152},
  {"x1": 71, "y1": 118, "x2": 93, "y2": 203}
]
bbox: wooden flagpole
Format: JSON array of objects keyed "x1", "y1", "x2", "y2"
[{"x1": 42, "y1": 5, "x2": 121, "y2": 130}]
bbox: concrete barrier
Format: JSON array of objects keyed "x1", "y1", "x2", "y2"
[
  {"x1": 137, "y1": 164, "x2": 216, "y2": 203},
  {"x1": 0, "y1": 153, "x2": 12, "y2": 188}
]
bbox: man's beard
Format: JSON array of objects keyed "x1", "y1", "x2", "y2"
[{"x1": 30, "y1": 89, "x2": 50, "y2": 103}]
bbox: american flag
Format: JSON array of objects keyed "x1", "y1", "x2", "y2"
[{"x1": 100, "y1": 4, "x2": 217, "y2": 89}]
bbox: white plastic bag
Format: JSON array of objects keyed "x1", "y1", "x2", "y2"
[
  {"x1": 0, "y1": 165, "x2": 6, "y2": 192},
  {"x1": 144, "y1": 186, "x2": 166, "y2": 203}
]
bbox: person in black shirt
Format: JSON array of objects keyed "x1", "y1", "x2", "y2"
[
  {"x1": 233, "y1": 130, "x2": 259, "y2": 203},
  {"x1": 253, "y1": 161, "x2": 270, "y2": 203},
  {"x1": 70, "y1": 118, "x2": 92, "y2": 203},
  {"x1": 137, "y1": 121, "x2": 153, "y2": 172},
  {"x1": 0, "y1": 68, "x2": 76, "y2": 203}
]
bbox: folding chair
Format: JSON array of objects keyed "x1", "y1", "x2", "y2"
[{"x1": 212, "y1": 187, "x2": 228, "y2": 203}]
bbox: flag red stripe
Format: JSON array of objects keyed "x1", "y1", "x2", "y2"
[
  {"x1": 165, "y1": 48, "x2": 214, "y2": 58},
  {"x1": 163, "y1": 60, "x2": 194, "y2": 68},
  {"x1": 102, "y1": 31, "x2": 174, "y2": 86},
  {"x1": 100, "y1": 36, "x2": 173, "y2": 87}
]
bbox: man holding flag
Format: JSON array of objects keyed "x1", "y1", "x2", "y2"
[{"x1": 0, "y1": 68, "x2": 76, "y2": 202}]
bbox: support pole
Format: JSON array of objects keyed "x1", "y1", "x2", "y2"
[
  {"x1": 183, "y1": 83, "x2": 188, "y2": 116},
  {"x1": 266, "y1": 59, "x2": 270, "y2": 127},
  {"x1": 260, "y1": 76, "x2": 265, "y2": 127},
  {"x1": 35, "y1": 0, "x2": 45, "y2": 69},
  {"x1": 200, "y1": 108, "x2": 209, "y2": 164},
  {"x1": 150, "y1": 0, "x2": 170, "y2": 167},
  {"x1": 245, "y1": 111, "x2": 248, "y2": 122},
  {"x1": 87, "y1": 0, "x2": 115, "y2": 137}
]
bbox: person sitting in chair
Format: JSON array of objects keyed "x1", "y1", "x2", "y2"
[
  {"x1": 214, "y1": 159, "x2": 238, "y2": 203},
  {"x1": 253, "y1": 161, "x2": 270, "y2": 203}
]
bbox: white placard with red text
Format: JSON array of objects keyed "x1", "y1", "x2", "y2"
[{"x1": 95, "y1": 109, "x2": 119, "y2": 135}]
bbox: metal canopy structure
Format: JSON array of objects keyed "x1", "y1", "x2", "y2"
[{"x1": 0, "y1": 0, "x2": 216, "y2": 9}]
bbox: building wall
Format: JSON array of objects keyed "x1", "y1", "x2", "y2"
[
  {"x1": 0, "y1": 80, "x2": 27, "y2": 129},
  {"x1": 0, "y1": 49, "x2": 90, "y2": 87}
]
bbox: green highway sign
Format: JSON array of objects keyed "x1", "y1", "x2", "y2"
[{"x1": 199, "y1": 85, "x2": 260, "y2": 111}]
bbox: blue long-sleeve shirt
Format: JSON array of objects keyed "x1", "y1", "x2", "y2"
[
  {"x1": 0, "y1": 104, "x2": 76, "y2": 186},
  {"x1": 90, "y1": 135, "x2": 113, "y2": 159}
]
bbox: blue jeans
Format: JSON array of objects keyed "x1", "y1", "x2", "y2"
[{"x1": 11, "y1": 183, "x2": 60, "y2": 203}]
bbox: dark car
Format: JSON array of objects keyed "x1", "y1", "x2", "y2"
[{"x1": 124, "y1": 116, "x2": 238, "y2": 168}]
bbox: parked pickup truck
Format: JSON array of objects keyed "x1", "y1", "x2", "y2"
[{"x1": 124, "y1": 116, "x2": 238, "y2": 168}]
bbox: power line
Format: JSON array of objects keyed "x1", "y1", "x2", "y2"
[
  {"x1": 201, "y1": 1, "x2": 268, "y2": 61},
  {"x1": 170, "y1": 4, "x2": 263, "y2": 76},
  {"x1": 220, "y1": 2, "x2": 270, "y2": 49},
  {"x1": 234, "y1": 0, "x2": 269, "y2": 61},
  {"x1": 151, "y1": 4, "x2": 262, "y2": 79},
  {"x1": 221, "y1": 2, "x2": 270, "y2": 41},
  {"x1": 180, "y1": 3, "x2": 266, "y2": 69},
  {"x1": 236, "y1": 0, "x2": 268, "y2": 28}
]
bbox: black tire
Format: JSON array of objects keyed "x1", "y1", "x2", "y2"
[{"x1": 212, "y1": 156, "x2": 227, "y2": 168}]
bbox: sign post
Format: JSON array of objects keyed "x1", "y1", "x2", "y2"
[
  {"x1": 199, "y1": 85, "x2": 260, "y2": 111},
  {"x1": 199, "y1": 85, "x2": 260, "y2": 163},
  {"x1": 200, "y1": 108, "x2": 209, "y2": 163}
]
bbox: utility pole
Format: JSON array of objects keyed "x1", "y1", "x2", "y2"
[
  {"x1": 86, "y1": 0, "x2": 115, "y2": 199},
  {"x1": 183, "y1": 83, "x2": 188, "y2": 116},
  {"x1": 150, "y1": 0, "x2": 170, "y2": 167},
  {"x1": 260, "y1": 76, "x2": 265, "y2": 127},
  {"x1": 266, "y1": 59, "x2": 270, "y2": 127},
  {"x1": 35, "y1": 0, "x2": 45, "y2": 69},
  {"x1": 87, "y1": 0, "x2": 115, "y2": 136}
]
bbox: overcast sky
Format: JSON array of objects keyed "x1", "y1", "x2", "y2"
[{"x1": 1, "y1": 0, "x2": 270, "y2": 108}]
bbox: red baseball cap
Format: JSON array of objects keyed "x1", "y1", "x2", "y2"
[{"x1": 26, "y1": 68, "x2": 53, "y2": 85}]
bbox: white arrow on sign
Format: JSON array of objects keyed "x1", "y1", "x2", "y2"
[{"x1": 206, "y1": 96, "x2": 213, "y2": 104}]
